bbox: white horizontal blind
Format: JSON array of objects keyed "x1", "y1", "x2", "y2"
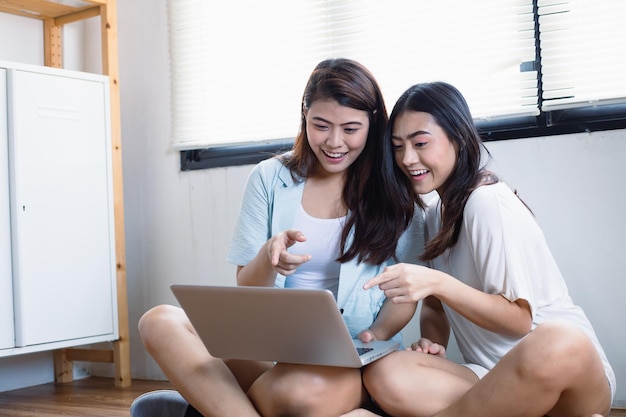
[
  {"x1": 339, "y1": 0, "x2": 537, "y2": 123},
  {"x1": 168, "y1": 0, "x2": 536, "y2": 150},
  {"x1": 539, "y1": 0, "x2": 626, "y2": 110},
  {"x1": 168, "y1": 0, "x2": 327, "y2": 150}
]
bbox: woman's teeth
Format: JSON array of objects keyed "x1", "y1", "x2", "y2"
[{"x1": 324, "y1": 150, "x2": 346, "y2": 158}]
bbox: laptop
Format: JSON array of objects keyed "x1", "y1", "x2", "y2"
[{"x1": 171, "y1": 284, "x2": 400, "y2": 368}]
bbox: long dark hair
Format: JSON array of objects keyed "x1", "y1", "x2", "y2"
[
  {"x1": 282, "y1": 58, "x2": 414, "y2": 265},
  {"x1": 386, "y1": 82, "x2": 495, "y2": 262}
]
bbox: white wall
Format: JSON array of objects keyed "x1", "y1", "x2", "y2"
[{"x1": 1, "y1": 1, "x2": 625, "y2": 407}]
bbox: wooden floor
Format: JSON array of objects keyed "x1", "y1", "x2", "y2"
[
  {"x1": 0, "y1": 377, "x2": 173, "y2": 417},
  {"x1": 0, "y1": 376, "x2": 624, "y2": 417}
]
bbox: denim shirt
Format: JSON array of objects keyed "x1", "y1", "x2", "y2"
[{"x1": 228, "y1": 156, "x2": 424, "y2": 346}]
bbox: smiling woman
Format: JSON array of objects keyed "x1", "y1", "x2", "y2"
[
  {"x1": 304, "y1": 99, "x2": 369, "y2": 180},
  {"x1": 390, "y1": 111, "x2": 458, "y2": 196},
  {"x1": 133, "y1": 58, "x2": 425, "y2": 417},
  {"x1": 353, "y1": 81, "x2": 616, "y2": 417}
]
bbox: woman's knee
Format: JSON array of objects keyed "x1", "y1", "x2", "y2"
[
  {"x1": 516, "y1": 321, "x2": 597, "y2": 381},
  {"x1": 250, "y1": 365, "x2": 362, "y2": 416},
  {"x1": 362, "y1": 356, "x2": 396, "y2": 395},
  {"x1": 363, "y1": 352, "x2": 417, "y2": 405},
  {"x1": 138, "y1": 305, "x2": 188, "y2": 346},
  {"x1": 270, "y1": 376, "x2": 323, "y2": 415}
]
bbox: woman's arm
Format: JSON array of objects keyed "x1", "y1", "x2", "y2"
[
  {"x1": 235, "y1": 245, "x2": 276, "y2": 287},
  {"x1": 419, "y1": 295, "x2": 449, "y2": 347},
  {"x1": 236, "y1": 229, "x2": 312, "y2": 287},
  {"x1": 365, "y1": 263, "x2": 532, "y2": 339},
  {"x1": 366, "y1": 298, "x2": 418, "y2": 341},
  {"x1": 431, "y1": 267, "x2": 532, "y2": 338}
]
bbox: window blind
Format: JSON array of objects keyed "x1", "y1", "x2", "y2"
[
  {"x1": 538, "y1": 0, "x2": 626, "y2": 111},
  {"x1": 168, "y1": 0, "x2": 537, "y2": 150}
]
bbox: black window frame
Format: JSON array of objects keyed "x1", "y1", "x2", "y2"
[{"x1": 180, "y1": 1, "x2": 626, "y2": 172}]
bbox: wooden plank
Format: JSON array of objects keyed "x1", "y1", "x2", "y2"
[
  {"x1": 0, "y1": 0, "x2": 101, "y2": 20},
  {"x1": 53, "y1": 349, "x2": 74, "y2": 383},
  {"x1": 65, "y1": 348, "x2": 115, "y2": 363},
  {"x1": 54, "y1": 6, "x2": 100, "y2": 26},
  {"x1": 0, "y1": 376, "x2": 623, "y2": 417},
  {"x1": 100, "y1": 0, "x2": 131, "y2": 388},
  {"x1": 0, "y1": 377, "x2": 173, "y2": 417},
  {"x1": 113, "y1": 338, "x2": 132, "y2": 387},
  {"x1": 43, "y1": 17, "x2": 62, "y2": 68}
]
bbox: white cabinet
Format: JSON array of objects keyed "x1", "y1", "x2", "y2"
[
  {"x1": 0, "y1": 61, "x2": 118, "y2": 356},
  {"x1": 0, "y1": 0, "x2": 130, "y2": 386},
  {"x1": 0, "y1": 68, "x2": 15, "y2": 351}
]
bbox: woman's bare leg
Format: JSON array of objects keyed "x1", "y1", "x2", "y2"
[
  {"x1": 435, "y1": 321, "x2": 611, "y2": 417},
  {"x1": 248, "y1": 362, "x2": 365, "y2": 417},
  {"x1": 363, "y1": 349, "x2": 478, "y2": 417},
  {"x1": 138, "y1": 304, "x2": 271, "y2": 416}
]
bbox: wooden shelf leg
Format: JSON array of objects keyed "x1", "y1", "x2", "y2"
[
  {"x1": 101, "y1": 0, "x2": 132, "y2": 388},
  {"x1": 43, "y1": 18, "x2": 62, "y2": 68},
  {"x1": 53, "y1": 349, "x2": 74, "y2": 383},
  {"x1": 113, "y1": 339, "x2": 131, "y2": 387}
]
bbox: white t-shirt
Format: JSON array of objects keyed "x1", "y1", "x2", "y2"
[
  {"x1": 285, "y1": 205, "x2": 344, "y2": 297},
  {"x1": 426, "y1": 182, "x2": 615, "y2": 395}
]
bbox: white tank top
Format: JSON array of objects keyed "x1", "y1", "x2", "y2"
[{"x1": 284, "y1": 205, "x2": 344, "y2": 298}]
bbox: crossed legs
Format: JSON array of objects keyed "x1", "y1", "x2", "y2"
[
  {"x1": 138, "y1": 304, "x2": 365, "y2": 417},
  {"x1": 362, "y1": 320, "x2": 611, "y2": 417}
]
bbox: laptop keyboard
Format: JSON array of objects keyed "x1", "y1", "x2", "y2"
[{"x1": 357, "y1": 347, "x2": 374, "y2": 356}]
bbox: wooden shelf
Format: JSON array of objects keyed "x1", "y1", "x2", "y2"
[
  {"x1": 1, "y1": 0, "x2": 130, "y2": 388},
  {"x1": 0, "y1": 0, "x2": 104, "y2": 20}
]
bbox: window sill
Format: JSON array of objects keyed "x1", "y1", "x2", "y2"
[
  {"x1": 181, "y1": 105, "x2": 626, "y2": 171},
  {"x1": 180, "y1": 139, "x2": 294, "y2": 171}
]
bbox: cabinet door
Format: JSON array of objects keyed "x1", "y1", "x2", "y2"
[
  {"x1": 0, "y1": 68, "x2": 15, "y2": 350},
  {"x1": 8, "y1": 68, "x2": 117, "y2": 347}
]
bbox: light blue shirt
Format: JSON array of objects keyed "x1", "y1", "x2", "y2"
[{"x1": 228, "y1": 156, "x2": 425, "y2": 346}]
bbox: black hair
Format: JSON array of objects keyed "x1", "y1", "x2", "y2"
[{"x1": 282, "y1": 58, "x2": 414, "y2": 264}]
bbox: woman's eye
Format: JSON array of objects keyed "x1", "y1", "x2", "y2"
[
  {"x1": 344, "y1": 128, "x2": 358, "y2": 134},
  {"x1": 313, "y1": 124, "x2": 328, "y2": 130},
  {"x1": 414, "y1": 141, "x2": 427, "y2": 148}
]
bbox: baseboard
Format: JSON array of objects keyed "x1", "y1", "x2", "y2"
[{"x1": 611, "y1": 408, "x2": 626, "y2": 416}]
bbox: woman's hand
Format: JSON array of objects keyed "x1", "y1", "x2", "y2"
[
  {"x1": 357, "y1": 329, "x2": 379, "y2": 343},
  {"x1": 408, "y1": 337, "x2": 446, "y2": 357},
  {"x1": 364, "y1": 263, "x2": 442, "y2": 304},
  {"x1": 266, "y1": 229, "x2": 311, "y2": 276}
]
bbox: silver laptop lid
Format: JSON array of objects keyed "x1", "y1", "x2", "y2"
[{"x1": 171, "y1": 285, "x2": 398, "y2": 368}]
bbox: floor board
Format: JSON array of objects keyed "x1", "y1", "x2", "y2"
[
  {"x1": 0, "y1": 377, "x2": 172, "y2": 417},
  {"x1": 0, "y1": 377, "x2": 623, "y2": 416}
]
